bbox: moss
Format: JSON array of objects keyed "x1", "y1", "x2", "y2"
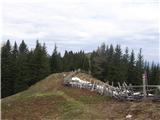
[{"x1": 59, "y1": 99, "x2": 84, "y2": 120}]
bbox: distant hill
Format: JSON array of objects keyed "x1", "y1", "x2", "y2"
[{"x1": 1, "y1": 72, "x2": 160, "y2": 120}]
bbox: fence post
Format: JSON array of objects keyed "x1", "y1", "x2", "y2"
[
  {"x1": 91, "y1": 81, "x2": 95, "y2": 91},
  {"x1": 142, "y1": 71, "x2": 147, "y2": 99},
  {"x1": 112, "y1": 81, "x2": 114, "y2": 87}
]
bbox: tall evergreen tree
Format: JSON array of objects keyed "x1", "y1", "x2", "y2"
[
  {"x1": 26, "y1": 50, "x2": 35, "y2": 86},
  {"x1": 135, "y1": 48, "x2": 144, "y2": 85},
  {"x1": 32, "y1": 41, "x2": 50, "y2": 83},
  {"x1": 106, "y1": 44, "x2": 115, "y2": 83},
  {"x1": 82, "y1": 54, "x2": 89, "y2": 71},
  {"x1": 50, "y1": 44, "x2": 63, "y2": 73},
  {"x1": 91, "y1": 44, "x2": 107, "y2": 81},
  {"x1": 63, "y1": 51, "x2": 75, "y2": 71},
  {"x1": 127, "y1": 50, "x2": 137, "y2": 85},
  {"x1": 121, "y1": 47, "x2": 129, "y2": 82},
  {"x1": 10, "y1": 42, "x2": 19, "y2": 93},
  {"x1": 113, "y1": 45, "x2": 124, "y2": 84},
  {"x1": 63, "y1": 50, "x2": 69, "y2": 71},
  {"x1": 15, "y1": 40, "x2": 29, "y2": 93},
  {"x1": 90, "y1": 51, "x2": 98, "y2": 76},
  {"x1": 1, "y1": 40, "x2": 14, "y2": 97},
  {"x1": 42, "y1": 43, "x2": 50, "y2": 76}
]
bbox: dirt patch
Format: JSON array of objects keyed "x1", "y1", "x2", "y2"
[{"x1": 2, "y1": 96, "x2": 65, "y2": 120}]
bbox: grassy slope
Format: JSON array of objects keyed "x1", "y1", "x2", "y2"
[{"x1": 1, "y1": 72, "x2": 160, "y2": 120}]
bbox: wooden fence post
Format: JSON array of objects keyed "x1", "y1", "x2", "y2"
[{"x1": 142, "y1": 72, "x2": 147, "y2": 99}]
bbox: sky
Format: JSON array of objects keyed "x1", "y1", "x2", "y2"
[{"x1": 1, "y1": 0, "x2": 160, "y2": 63}]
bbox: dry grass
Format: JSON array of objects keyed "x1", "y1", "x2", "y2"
[{"x1": 1, "y1": 72, "x2": 160, "y2": 120}]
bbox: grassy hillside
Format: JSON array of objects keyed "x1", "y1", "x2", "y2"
[{"x1": 1, "y1": 72, "x2": 160, "y2": 120}]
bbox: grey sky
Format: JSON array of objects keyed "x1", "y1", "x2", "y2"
[{"x1": 1, "y1": 0, "x2": 159, "y2": 63}]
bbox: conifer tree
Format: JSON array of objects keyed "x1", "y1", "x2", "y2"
[
  {"x1": 121, "y1": 47, "x2": 129, "y2": 82},
  {"x1": 90, "y1": 44, "x2": 107, "y2": 81},
  {"x1": 63, "y1": 51, "x2": 75, "y2": 71},
  {"x1": 127, "y1": 50, "x2": 137, "y2": 85},
  {"x1": 113, "y1": 45, "x2": 123, "y2": 83},
  {"x1": 50, "y1": 44, "x2": 63, "y2": 73},
  {"x1": 26, "y1": 50, "x2": 35, "y2": 86},
  {"x1": 32, "y1": 40, "x2": 50, "y2": 83},
  {"x1": 135, "y1": 48, "x2": 144, "y2": 84},
  {"x1": 90, "y1": 51, "x2": 98, "y2": 76},
  {"x1": 10, "y1": 42, "x2": 19, "y2": 93},
  {"x1": 107, "y1": 44, "x2": 115, "y2": 83},
  {"x1": 1, "y1": 40, "x2": 14, "y2": 97},
  {"x1": 82, "y1": 54, "x2": 90, "y2": 71},
  {"x1": 15, "y1": 40, "x2": 29, "y2": 93},
  {"x1": 63, "y1": 50, "x2": 69, "y2": 71},
  {"x1": 150, "y1": 63, "x2": 160, "y2": 85}
]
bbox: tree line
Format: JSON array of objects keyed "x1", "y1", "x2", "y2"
[
  {"x1": 90, "y1": 43, "x2": 160, "y2": 86},
  {"x1": 1, "y1": 40, "x2": 160, "y2": 98}
]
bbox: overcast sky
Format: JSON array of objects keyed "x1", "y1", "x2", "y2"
[{"x1": 1, "y1": 0, "x2": 160, "y2": 63}]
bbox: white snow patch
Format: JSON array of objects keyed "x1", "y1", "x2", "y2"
[
  {"x1": 148, "y1": 93, "x2": 154, "y2": 96},
  {"x1": 133, "y1": 92, "x2": 141, "y2": 95},
  {"x1": 126, "y1": 114, "x2": 132, "y2": 119},
  {"x1": 71, "y1": 77, "x2": 90, "y2": 84}
]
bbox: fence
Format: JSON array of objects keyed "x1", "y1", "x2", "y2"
[{"x1": 63, "y1": 72, "x2": 160, "y2": 101}]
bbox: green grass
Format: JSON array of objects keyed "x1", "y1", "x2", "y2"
[
  {"x1": 59, "y1": 99, "x2": 84, "y2": 119},
  {"x1": 77, "y1": 95, "x2": 111, "y2": 104}
]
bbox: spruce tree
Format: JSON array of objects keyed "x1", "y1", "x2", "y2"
[
  {"x1": 26, "y1": 50, "x2": 35, "y2": 86},
  {"x1": 1, "y1": 40, "x2": 14, "y2": 97},
  {"x1": 42, "y1": 43, "x2": 50, "y2": 76},
  {"x1": 63, "y1": 51, "x2": 69, "y2": 71},
  {"x1": 127, "y1": 50, "x2": 137, "y2": 85},
  {"x1": 82, "y1": 54, "x2": 89, "y2": 72},
  {"x1": 113, "y1": 45, "x2": 123, "y2": 84},
  {"x1": 136, "y1": 48, "x2": 144, "y2": 85},
  {"x1": 90, "y1": 44, "x2": 107, "y2": 81},
  {"x1": 10, "y1": 42, "x2": 19, "y2": 93},
  {"x1": 15, "y1": 40, "x2": 29, "y2": 93},
  {"x1": 107, "y1": 44, "x2": 115, "y2": 83},
  {"x1": 50, "y1": 44, "x2": 63, "y2": 73},
  {"x1": 32, "y1": 41, "x2": 50, "y2": 83},
  {"x1": 90, "y1": 51, "x2": 98, "y2": 76},
  {"x1": 63, "y1": 51, "x2": 75, "y2": 71},
  {"x1": 121, "y1": 47, "x2": 129, "y2": 82}
]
